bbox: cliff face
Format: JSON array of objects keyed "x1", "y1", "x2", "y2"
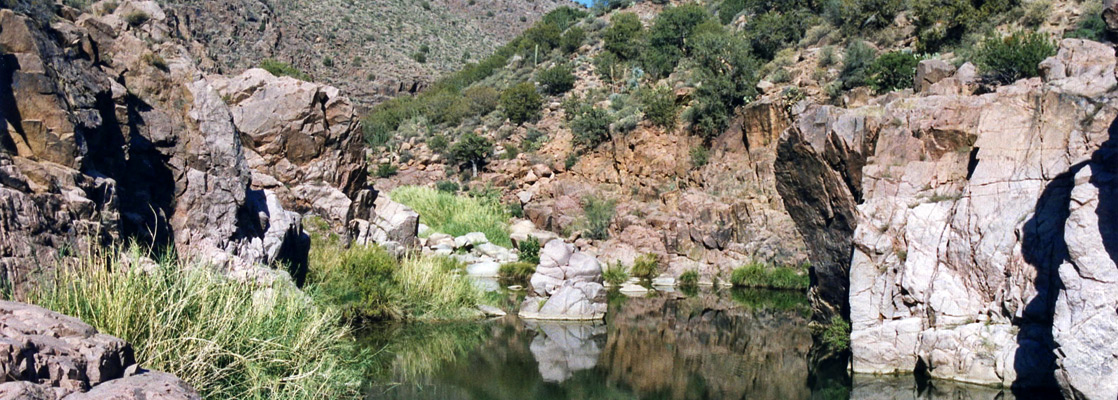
[
  {"x1": 843, "y1": 40, "x2": 1117, "y2": 397},
  {"x1": 0, "y1": 0, "x2": 411, "y2": 289}
]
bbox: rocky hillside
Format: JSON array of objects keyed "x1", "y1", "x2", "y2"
[
  {"x1": 362, "y1": 0, "x2": 1118, "y2": 397},
  {"x1": 157, "y1": 0, "x2": 580, "y2": 109}
]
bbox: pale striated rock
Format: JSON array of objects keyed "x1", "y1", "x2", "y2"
[{"x1": 350, "y1": 194, "x2": 419, "y2": 247}]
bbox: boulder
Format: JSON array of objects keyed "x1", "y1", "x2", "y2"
[
  {"x1": 915, "y1": 59, "x2": 956, "y2": 93},
  {"x1": 63, "y1": 369, "x2": 200, "y2": 400},
  {"x1": 453, "y1": 232, "x2": 489, "y2": 248},
  {"x1": 520, "y1": 240, "x2": 606, "y2": 320}
]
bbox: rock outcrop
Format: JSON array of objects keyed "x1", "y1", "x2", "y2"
[
  {"x1": 519, "y1": 240, "x2": 607, "y2": 320},
  {"x1": 844, "y1": 39, "x2": 1118, "y2": 397},
  {"x1": 0, "y1": 1, "x2": 414, "y2": 289},
  {"x1": 0, "y1": 301, "x2": 199, "y2": 399}
]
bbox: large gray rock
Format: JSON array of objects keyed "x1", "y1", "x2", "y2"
[
  {"x1": 350, "y1": 193, "x2": 419, "y2": 248},
  {"x1": 915, "y1": 59, "x2": 956, "y2": 93},
  {"x1": 63, "y1": 369, "x2": 200, "y2": 400},
  {"x1": 520, "y1": 240, "x2": 606, "y2": 320}
]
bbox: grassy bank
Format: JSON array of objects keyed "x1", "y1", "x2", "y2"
[
  {"x1": 22, "y1": 246, "x2": 363, "y2": 399},
  {"x1": 389, "y1": 185, "x2": 512, "y2": 247},
  {"x1": 307, "y1": 235, "x2": 483, "y2": 321},
  {"x1": 730, "y1": 261, "x2": 811, "y2": 290}
]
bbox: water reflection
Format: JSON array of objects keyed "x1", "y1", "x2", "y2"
[{"x1": 362, "y1": 289, "x2": 1019, "y2": 400}]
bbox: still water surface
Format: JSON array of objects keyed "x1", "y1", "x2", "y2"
[{"x1": 360, "y1": 287, "x2": 1016, "y2": 399}]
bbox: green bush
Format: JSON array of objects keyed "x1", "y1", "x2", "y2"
[
  {"x1": 1065, "y1": 5, "x2": 1106, "y2": 41},
  {"x1": 374, "y1": 163, "x2": 398, "y2": 178},
  {"x1": 744, "y1": 10, "x2": 813, "y2": 60},
  {"x1": 448, "y1": 132, "x2": 493, "y2": 176},
  {"x1": 603, "y1": 262, "x2": 630, "y2": 285},
  {"x1": 593, "y1": 51, "x2": 625, "y2": 82},
  {"x1": 911, "y1": 0, "x2": 1017, "y2": 53},
  {"x1": 644, "y1": 3, "x2": 712, "y2": 77},
  {"x1": 518, "y1": 237, "x2": 541, "y2": 264},
  {"x1": 824, "y1": 0, "x2": 904, "y2": 34},
  {"x1": 582, "y1": 195, "x2": 616, "y2": 240},
  {"x1": 719, "y1": 0, "x2": 746, "y2": 24},
  {"x1": 538, "y1": 64, "x2": 576, "y2": 95},
  {"x1": 435, "y1": 180, "x2": 460, "y2": 193},
  {"x1": 463, "y1": 86, "x2": 500, "y2": 116},
  {"x1": 542, "y1": 6, "x2": 589, "y2": 31},
  {"x1": 729, "y1": 261, "x2": 810, "y2": 290},
  {"x1": 868, "y1": 51, "x2": 920, "y2": 93},
  {"x1": 520, "y1": 22, "x2": 563, "y2": 54},
  {"x1": 498, "y1": 262, "x2": 537, "y2": 282},
  {"x1": 840, "y1": 40, "x2": 877, "y2": 89},
  {"x1": 688, "y1": 29, "x2": 760, "y2": 140},
  {"x1": 690, "y1": 145, "x2": 709, "y2": 168},
  {"x1": 603, "y1": 12, "x2": 645, "y2": 60},
  {"x1": 428, "y1": 134, "x2": 449, "y2": 155},
  {"x1": 124, "y1": 10, "x2": 149, "y2": 27},
  {"x1": 390, "y1": 186, "x2": 512, "y2": 247},
  {"x1": 678, "y1": 269, "x2": 699, "y2": 287},
  {"x1": 424, "y1": 90, "x2": 472, "y2": 126},
  {"x1": 260, "y1": 59, "x2": 309, "y2": 80},
  {"x1": 561, "y1": 26, "x2": 586, "y2": 54},
  {"x1": 974, "y1": 30, "x2": 1056, "y2": 84},
  {"x1": 640, "y1": 85, "x2": 677, "y2": 130},
  {"x1": 630, "y1": 253, "x2": 659, "y2": 279},
  {"x1": 570, "y1": 107, "x2": 612, "y2": 149},
  {"x1": 500, "y1": 83, "x2": 542, "y2": 125},
  {"x1": 26, "y1": 246, "x2": 363, "y2": 398}
]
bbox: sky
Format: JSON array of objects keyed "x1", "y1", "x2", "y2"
[{"x1": 572, "y1": 0, "x2": 595, "y2": 6}]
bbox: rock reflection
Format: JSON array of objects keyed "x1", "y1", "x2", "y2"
[
  {"x1": 851, "y1": 375, "x2": 1018, "y2": 400},
  {"x1": 526, "y1": 321, "x2": 606, "y2": 383}
]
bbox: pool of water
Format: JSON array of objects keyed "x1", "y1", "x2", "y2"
[{"x1": 358, "y1": 288, "x2": 1017, "y2": 400}]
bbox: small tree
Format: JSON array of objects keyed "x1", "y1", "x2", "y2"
[
  {"x1": 603, "y1": 13, "x2": 644, "y2": 61},
  {"x1": 975, "y1": 30, "x2": 1056, "y2": 85},
  {"x1": 538, "y1": 64, "x2": 576, "y2": 95},
  {"x1": 560, "y1": 26, "x2": 586, "y2": 54},
  {"x1": 500, "y1": 83, "x2": 542, "y2": 125},
  {"x1": 449, "y1": 132, "x2": 493, "y2": 177},
  {"x1": 840, "y1": 40, "x2": 877, "y2": 89},
  {"x1": 570, "y1": 107, "x2": 612, "y2": 150},
  {"x1": 463, "y1": 85, "x2": 499, "y2": 116}
]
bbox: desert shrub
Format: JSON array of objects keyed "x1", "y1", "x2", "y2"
[
  {"x1": 729, "y1": 261, "x2": 810, "y2": 290},
  {"x1": 520, "y1": 22, "x2": 563, "y2": 54},
  {"x1": 570, "y1": 107, "x2": 612, "y2": 149},
  {"x1": 427, "y1": 134, "x2": 449, "y2": 155},
  {"x1": 26, "y1": 246, "x2": 363, "y2": 399},
  {"x1": 868, "y1": 51, "x2": 920, "y2": 93},
  {"x1": 640, "y1": 85, "x2": 677, "y2": 130},
  {"x1": 374, "y1": 163, "x2": 398, "y2": 178},
  {"x1": 141, "y1": 52, "x2": 167, "y2": 72},
  {"x1": 124, "y1": 10, "x2": 149, "y2": 27},
  {"x1": 593, "y1": 51, "x2": 625, "y2": 82},
  {"x1": 719, "y1": 0, "x2": 747, "y2": 24},
  {"x1": 644, "y1": 3, "x2": 712, "y2": 77},
  {"x1": 911, "y1": 0, "x2": 1017, "y2": 53},
  {"x1": 390, "y1": 186, "x2": 512, "y2": 247},
  {"x1": 463, "y1": 86, "x2": 500, "y2": 116},
  {"x1": 603, "y1": 262, "x2": 630, "y2": 285},
  {"x1": 630, "y1": 253, "x2": 659, "y2": 279},
  {"x1": 824, "y1": 0, "x2": 904, "y2": 34},
  {"x1": 818, "y1": 45, "x2": 837, "y2": 67},
  {"x1": 500, "y1": 83, "x2": 542, "y2": 125},
  {"x1": 603, "y1": 12, "x2": 644, "y2": 60},
  {"x1": 435, "y1": 180, "x2": 460, "y2": 193},
  {"x1": 679, "y1": 269, "x2": 699, "y2": 288},
  {"x1": 690, "y1": 145, "x2": 709, "y2": 168},
  {"x1": 538, "y1": 64, "x2": 576, "y2": 95},
  {"x1": 424, "y1": 90, "x2": 472, "y2": 126},
  {"x1": 498, "y1": 262, "x2": 537, "y2": 282},
  {"x1": 564, "y1": 153, "x2": 579, "y2": 170},
  {"x1": 518, "y1": 237, "x2": 541, "y2": 264},
  {"x1": 744, "y1": 10, "x2": 814, "y2": 60},
  {"x1": 561, "y1": 26, "x2": 586, "y2": 54},
  {"x1": 1065, "y1": 3, "x2": 1106, "y2": 42},
  {"x1": 448, "y1": 132, "x2": 493, "y2": 176},
  {"x1": 974, "y1": 30, "x2": 1056, "y2": 84},
  {"x1": 261, "y1": 59, "x2": 309, "y2": 80},
  {"x1": 840, "y1": 40, "x2": 876, "y2": 89},
  {"x1": 521, "y1": 129, "x2": 548, "y2": 153},
  {"x1": 688, "y1": 30, "x2": 760, "y2": 140},
  {"x1": 1020, "y1": 0, "x2": 1051, "y2": 27},
  {"x1": 582, "y1": 195, "x2": 616, "y2": 240},
  {"x1": 543, "y1": 6, "x2": 589, "y2": 31}
]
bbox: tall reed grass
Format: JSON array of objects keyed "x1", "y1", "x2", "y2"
[
  {"x1": 22, "y1": 246, "x2": 364, "y2": 399},
  {"x1": 389, "y1": 186, "x2": 512, "y2": 247}
]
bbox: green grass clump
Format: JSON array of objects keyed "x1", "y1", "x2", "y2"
[
  {"x1": 821, "y1": 316, "x2": 852, "y2": 351},
  {"x1": 260, "y1": 59, "x2": 309, "y2": 81},
  {"x1": 307, "y1": 236, "x2": 482, "y2": 321},
  {"x1": 729, "y1": 261, "x2": 810, "y2": 290},
  {"x1": 630, "y1": 253, "x2": 659, "y2": 279},
  {"x1": 729, "y1": 288, "x2": 811, "y2": 314},
  {"x1": 390, "y1": 185, "x2": 512, "y2": 247},
  {"x1": 498, "y1": 262, "x2": 537, "y2": 283},
  {"x1": 678, "y1": 269, "x2": 699, "y2": 288},
  {"x1": 581, "y1": 195, "x2": 616, "y2": 240},
  {"x1": 23, "y1": 246, "x2": 362, "y2": 399},
  {"x1": 603, "y1": 262, "x2": 630, "y2": 285}
]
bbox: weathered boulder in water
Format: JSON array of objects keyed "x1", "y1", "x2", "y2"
[
  {"x1": 846, "y1": 38, "x2": 1118, "y2": 396},
  {"x1": 519, "y1": 240, "x2": 607, "y2": 320},
  {"x1": 0, "y1": 301, "x2": 199, "y2": 398}
]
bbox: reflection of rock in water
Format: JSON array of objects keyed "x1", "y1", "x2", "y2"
[
  {"x1": 601, "y1": 292, "x2": 813, "y2": 399},
  {"x1": 525, "y1": 321, "x2": 607, "y2": 383},
  {"x1": 852, "y1": 375, "x2": 1013, "y2": 400}
]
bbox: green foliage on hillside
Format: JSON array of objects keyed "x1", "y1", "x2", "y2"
[
  {"x1": 603, "y1": 12, "x2": 644, "y2": 60},
  {"x1": 500, "y1": 82, "x2": 543, "y2": 125},
  {"x1": 538, "y1": 64, "x2": 576, "y2": 95},
  {"x1": 975, "y1": 30, "x2": 1056, "y2": 84},
  {"x1": 868, "y1": 51, "x2": 920, "y2": 93}
]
